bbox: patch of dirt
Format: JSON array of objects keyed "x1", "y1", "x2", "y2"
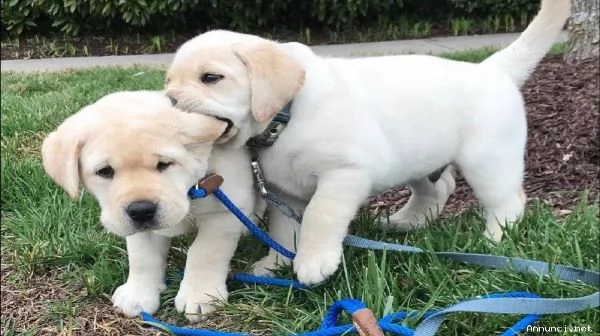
[
  {"x1": 0, "y1": 262, "x2": 156, "y2": 335},
  {"x1": 0, "y1": 261, "x2": 259, "y2": 335},
  {"x1": 367, "y1": 55, "x2": 600, "y2": 214}
]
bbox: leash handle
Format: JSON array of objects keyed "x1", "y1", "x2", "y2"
[{"x1": 352, "y1": 308, "x2": 385, "y2": 336}]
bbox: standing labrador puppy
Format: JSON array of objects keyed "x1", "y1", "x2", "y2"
[
  {"x1": 165, "y1": 0, "x2": 571, "y2": 285},
  {"x1": 42, "y1": 91, "x2": 255, "y2": 321}
]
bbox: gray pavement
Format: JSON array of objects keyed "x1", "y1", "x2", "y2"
[{"x1": 1, "y1": 31, "x2": 568, "y2": 73}]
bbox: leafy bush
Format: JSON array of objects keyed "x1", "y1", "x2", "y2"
[
  {"x1": 1, "y1": 0, "x2": 201, "y2": 36},
  {"x1": 450, "y1": 0, "x2": 539, "y2": 18},
  {"x1": 1, "y1": 0, "x2": 540, "y2": 38}
]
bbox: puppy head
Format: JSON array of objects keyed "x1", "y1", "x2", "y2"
[
  {"x1": 42, "y1": 91, "x2": 227, "y2": 236},
  {"x1": 165, "y1": 30, "x2": 305, "y2": 146}
]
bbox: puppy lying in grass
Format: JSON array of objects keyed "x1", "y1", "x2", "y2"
[
  {"x1": 42, "y1": 90, "x2": 256, "y2": 321},
  {"x1": 164, "y1": 0, "x2": 571, "y2": 285}
]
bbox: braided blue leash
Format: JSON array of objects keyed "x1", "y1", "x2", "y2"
[
  {"x1": 140, "y1": 183, "x2": 599, "y2": 336},
  {"x1": 189, "y1": 186, "x2": 295, "y2": 259},
  {"x1": 214, "y1": 188, "x2": 297, "y2": 260},
  {"x1": 229, "y1": 272, "x2": 307, "y2": 290},
  {"x1": 141, "y1": 293, "x2": 543, "y2": 336}
]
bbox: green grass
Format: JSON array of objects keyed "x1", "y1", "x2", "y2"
[
  {"x1": 351, "y1": 42, "x2": 567, "y2": 59},
  {"x1": 1, "y1": 48, "x2": 598, "y2": 335},
  {"x1": 439, "y1": 42, "x2": 568, "y2": 63}
]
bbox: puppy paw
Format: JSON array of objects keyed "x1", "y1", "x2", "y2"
[
  {"x1": 112, "y1": 281, "x2": 165, "y2": 317},
  {"x1": 386, "y1": 169, "x2": 456, "y2": 231},
  {"x1": 293, "y1": 247, "x2": 341, "y2": 285},
  {"x1": 252, "y1": 253, "x2": 291, "y2": 277},
  {"x1": 483, "y1": 227, "x2": 504, "y2": 242},
  {"x1": 385, "y1": 196, "x2": 437, "y2": 231},
  {"x1": 175, "y1": 281, "x2": 228, "y2": 322},
  {"x1": 386, "y1": 211, "x2": 427, "y2": 231}
]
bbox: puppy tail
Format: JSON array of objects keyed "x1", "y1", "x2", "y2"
[{"x1": 481, "y1": 0, "x2": 571, "y2": 87}]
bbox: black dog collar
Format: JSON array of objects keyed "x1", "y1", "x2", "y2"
[{"x1": 246, "y1": 102, "x2": 292, "y2": 149}]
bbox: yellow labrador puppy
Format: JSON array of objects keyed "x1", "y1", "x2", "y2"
[
  {"x1": 42, "y1": 91, "x2": 255, "y2": 321},
  {"x1": 165, "y1": 0, "x2": 570, "y2": 285}
]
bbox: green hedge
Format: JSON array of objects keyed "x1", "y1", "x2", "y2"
[{"x1": 2, "y1": 0, "x2": 540, "y2": 38}]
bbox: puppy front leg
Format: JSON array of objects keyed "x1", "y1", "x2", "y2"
[
  {"x1": 112, "y1": 231, "x2": 170, "y2": 317},
  {"x1": 293, "y1": 169, "x2": 371, "y2": 285},
  {"x1": 175, "y1": 216, "x2": 242, "y2": 322}
]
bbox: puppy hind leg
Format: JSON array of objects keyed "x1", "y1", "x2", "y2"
[
  {"x1": 385, "y1": 166, "x2": 456, "y2": 231},
  {"x1": 481, "y1": 188, "x2": 526, "y2": 242},
  {"x1": 252, "y1": 193, "x2": 305, "y2": 277},
  {"x1": 458, "y1": 151, "x2": 525, "y2": 242}
]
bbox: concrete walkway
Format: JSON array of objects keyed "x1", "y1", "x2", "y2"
[{"x1": 1, "y1": 31, "x2": 568, "y2": 73}]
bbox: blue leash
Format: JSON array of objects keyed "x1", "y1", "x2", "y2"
[
  {"x1": 142, "y1": 294, "x2": 542, "y2": 336},
  {"x1": 141, "y1": 179, "x2": 599, "y2": 336}
]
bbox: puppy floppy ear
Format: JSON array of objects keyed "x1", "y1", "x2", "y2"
[
  {"x1": 233, "y1": 41, "x2": 305, "y2": 123},
  {"x1": 41, "y1": 128, "x2": 84, "y2": 199},
  {"x1": 171, "y1": 111, "x2": 228, "y2": 144}
]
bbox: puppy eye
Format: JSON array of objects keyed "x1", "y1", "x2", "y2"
[
  {"x1": 200, "y1": 73, "x2": 224, "y2": 84},
  {"x1": 156, "y1": 161, "x2": 173, "y2": 172},
  {"x1": 96, "y1": 166, "x2": 114, "y2": 179}
]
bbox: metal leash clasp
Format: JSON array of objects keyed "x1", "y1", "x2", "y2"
[
  {"x1": 251, "y1": 159, "x2": 268, "y2": 197},
  {"x1": 250, "y1": 153, "x2": 303, "y2": 223}
]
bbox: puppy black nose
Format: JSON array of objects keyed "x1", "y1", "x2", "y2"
[
  {"x1": 126, "y1": 200, "x2": 157, "y2": 223},
  {"x1": 167, "y1": 94, "x2": 177, "y2": 106}
]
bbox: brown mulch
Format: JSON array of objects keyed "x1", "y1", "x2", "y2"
[{"x1": 367, "y1": 54, "x2": 600, "y2": 214}]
